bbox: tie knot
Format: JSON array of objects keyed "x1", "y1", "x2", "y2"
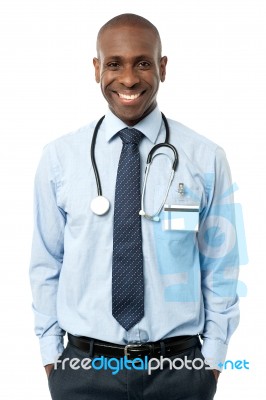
[{"x1": 119, "y1": 128, "x2": 143, "y2": 145}]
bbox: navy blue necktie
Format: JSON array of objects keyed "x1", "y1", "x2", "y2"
[{"x1": 112, "y1": 128, "x2": 144, "y2": 330}]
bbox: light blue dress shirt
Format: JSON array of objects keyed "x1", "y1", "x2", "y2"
[{"x1": 30, "y1": 107, "x2": 240, "y2": 370}]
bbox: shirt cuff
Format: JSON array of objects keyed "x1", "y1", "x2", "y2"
[
  {"x1": 39, "y1": 335, "x2": 65, "y2": 366},
  {"x1": 201, "y1": 338, "x2": 228, "y2": 372}
]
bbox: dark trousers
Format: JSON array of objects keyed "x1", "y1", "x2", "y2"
[{"x1": 48, "y1": 342, "x2": 217, "y2": 400}]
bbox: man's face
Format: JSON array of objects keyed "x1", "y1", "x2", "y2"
[{"x1": 93, "y1": 25, "x2": 167, "y2": 126}]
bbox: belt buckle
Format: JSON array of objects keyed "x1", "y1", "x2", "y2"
[{"x1": 124, "y1": 343, "x2": 152, "y2": 360}]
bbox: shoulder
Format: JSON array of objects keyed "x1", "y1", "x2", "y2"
[
  {"x1": 166, "y1": 118, "x2": 227, "y2": 167},
  {"x1": 42, "y1": 120, "x2": 98, "y2": 163},
  {"x1": 48, "y1": 120, "x2": 96, "y2": 149},
  {"x1": 167, "y1": 118, "x2": 219, "y2": 152}
]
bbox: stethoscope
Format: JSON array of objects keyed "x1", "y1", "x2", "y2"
[{"x1": 90, "y1": 113, "x2": 179, "y2": 221}]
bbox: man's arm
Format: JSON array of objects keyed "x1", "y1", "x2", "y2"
[
  {"x1": 45, "y1": 364, "x2": 55, "y2": 377},
  {"x1": 198, "y1": 147, "x2": 240, "y2": 372},
  {"x1": 29, "y1": 144, "x2": 66, "y2": 368}
]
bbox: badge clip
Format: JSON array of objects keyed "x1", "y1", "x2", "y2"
[{"x1": 178, "y1": 182, "x2": 185, "y2": 196}]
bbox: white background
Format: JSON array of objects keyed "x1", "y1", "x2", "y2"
[{"x1": 0, "y1": 0, "x2": 265, "y2": 398}]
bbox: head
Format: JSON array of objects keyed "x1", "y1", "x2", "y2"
[{"x1": 93, "y1": 14, "x2": 167, "y2": 126}]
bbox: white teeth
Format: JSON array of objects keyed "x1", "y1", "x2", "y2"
[{"x1": 118, "y1": 93, "x2": 141, "y2": 100}]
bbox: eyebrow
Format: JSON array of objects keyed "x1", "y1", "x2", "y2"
[{"x1": 104, "y1": 55, "x2": 153, "y2": 63}]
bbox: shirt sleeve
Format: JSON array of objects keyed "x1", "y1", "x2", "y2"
[
  {"x1": 29, "y1": 144, "x2": 66, "y2": 366},
  {"x1": 198, "y1": 147, "x2": 240, "y2": 371}
]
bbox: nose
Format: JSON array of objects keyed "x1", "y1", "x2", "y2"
[{"x1": 118, "y1": 66, "x2": 140, "y2": 87}]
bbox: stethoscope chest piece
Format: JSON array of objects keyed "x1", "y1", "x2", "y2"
[{"x1": 90, "y1": 196, "x2": 110, "y2": 216}]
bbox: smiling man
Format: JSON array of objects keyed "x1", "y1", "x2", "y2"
[{"x1": 30, "y1": 13, "x2": 240, "y2": 400}]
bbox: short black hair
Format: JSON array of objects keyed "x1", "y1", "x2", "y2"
[{"x1": 96, "y1": 13, "x2": 162, "y2": 57}]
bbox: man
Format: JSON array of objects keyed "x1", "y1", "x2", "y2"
[{"x1": 30, "y1": 13, "x2": 240, "y2": 400}]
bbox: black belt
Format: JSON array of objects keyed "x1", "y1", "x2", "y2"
[{"x1": 68, "y1": 333, "x2": 200, "y2": 360}]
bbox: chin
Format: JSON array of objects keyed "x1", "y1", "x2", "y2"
[{"x1": 123, "y1": 107, "x2": 148, "y2": 120}]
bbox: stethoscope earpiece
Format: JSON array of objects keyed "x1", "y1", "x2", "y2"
[{"x1": 139, "y1": 210, "x2": 160, "y2": 222}]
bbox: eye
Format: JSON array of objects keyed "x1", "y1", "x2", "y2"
[
  {"x1": 107, "y1": 62, "x2": 120, "y2": 70},
  {"x1": 138, "y1": 61, "x2": 151, "y2": 69}
]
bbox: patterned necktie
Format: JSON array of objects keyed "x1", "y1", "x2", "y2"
[{"x1": 112, "y1": 128, "x2": 144, "y2": 330}]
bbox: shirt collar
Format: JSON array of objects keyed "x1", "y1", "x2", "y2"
[{"x1": 102, "y1": 106, "x2": 162, "y2": 144}]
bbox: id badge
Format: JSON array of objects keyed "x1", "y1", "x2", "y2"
[{"x1": 163, "y1": 204, "x2": 199, "y2": 232}]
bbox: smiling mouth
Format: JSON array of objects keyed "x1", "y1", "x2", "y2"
[{"x1": 117, "y1": 92, "x2": 142, "y2": 100}]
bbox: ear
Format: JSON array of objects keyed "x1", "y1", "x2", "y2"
[
  {"x1": 160, "y1": 56, "x2": 168, "y2": 82},
  {"x1": 93, "y1": 57, "x2": 100, "y2": 83}
]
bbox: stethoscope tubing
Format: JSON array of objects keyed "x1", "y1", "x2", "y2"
[
  {"x1": 90, "y1": 112, "x2": 179, "y2": 218},
  {"x1": 90, "y1": 115, "x2": 105, "y2": 197}
]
